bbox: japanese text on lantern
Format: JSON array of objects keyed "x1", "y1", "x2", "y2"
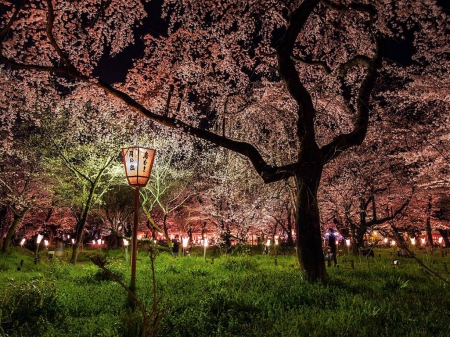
[
  {"x1": 143, "y1": 151, "x2": 148, "y2": 172},
  {"x1": 128, "y1": 150, "x2": 135, "y2": 171}
]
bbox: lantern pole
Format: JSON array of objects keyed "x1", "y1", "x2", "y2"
[
  {"x1": 122, "y1": 146, "x2": 155, "y2": 298},
  {"x1": 130, "y1": 186, "x2": 140, "y2": 292}
]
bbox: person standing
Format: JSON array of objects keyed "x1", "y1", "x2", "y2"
[
  {"x1": 172, "y1": 235, "x2": 180, "y2": 258},
  {"x1": 328, "y1": 228, "x2": 338, "y2": 267}
]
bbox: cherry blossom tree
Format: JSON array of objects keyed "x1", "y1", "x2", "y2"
[
  {"x1": 0, "y1": 106, "x2": 53, "y2": 252},
  {"x1": 1, "y1": 0, "x2": 448, "y2": 281},
  {"x1": 39, "y1": 90, "x2": 135, "y2": 263},
  {"x1": 97, "y1": 184, "x2": 135, "y2": 247},
  {"x1": 139, "y1": 135, "x2": 199, "y2": 243}
]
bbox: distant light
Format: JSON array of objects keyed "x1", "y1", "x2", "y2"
[
  {"x1": 123, "y1": 238, "x2": 129, "y2": 246},
  {"x1": 391, "y1": 240, "x2": 396, "y2": 246},
  {"x1": 182, "y1": 237, "x2": 189, "y2": 248},
  {"x1": 204, "y1": 238, "x2": 209, "y2": 247},
  {"x1": 44, "y1": 240, "x2": 49, "y2": 247},
  {"x1": 20, "y1": 238, "x2": 26, "y2": 246},
  {"x1": 345, "y1": 239, "x2": 351, "y2": 247},
  {"x1": 37, "y1": 234, "x2": 44, "y2": 244},
  {"x1": 410, "y1": 237, "x2": 416, "y2": 245}
]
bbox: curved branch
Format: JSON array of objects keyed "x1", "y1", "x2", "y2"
[
  {"x1": 337, "y1": 55, "x2": 372, "y2": 77},
  {"x1": 277, "y1": 0, "x2": 320, "y2": 138},
  {"x1": 91, "y1": 79, "x2": 299, "y2": 183},
  {"x1": 368, "y1": 187, "x2": 414, "y2": 227},
  {"x1": 0, "y1": 54, "x2": 71, "y2": 74},
  {"x1": 291, "y1": 53, "x2": 371, "y2": 78},
  {"x1": 321, "y1": 37, "x2": 383, "y2": 163},
  {"x1": 1, "y1": 35, "x2": 300, "y2": 184},
  {"x1": 45, "y1": 0, "x2": 76, "y2": 71},
  {"x1": 320, "y1": 0, "x2": 377, "y2": 20},
  {"x1": 291, "y1": 55, "x2": 332, "y2": 74}
]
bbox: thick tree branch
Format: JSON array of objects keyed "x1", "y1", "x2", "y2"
[
  {"x1": 291, "y1": 55, "x2": 332, "y2": 74},
  {"x1": 337, "y1": 55, "x2": 372, "y2": 77},
  {"x1": 91, "y1": 80, "x2": 299, "y2": 183},
  {"x1": 45, "y1": 0, "x2": 76, "y2": 71},
  {"x1": 320, "y1": 0, "x2": 377, "y2": 19},
  {"x1": 368, "y1": 190, "x2": 413, "y2": 227},
  {"x1": 277, "y1": 0, "x2": 320, "y2": 139},
  {"x1": 1, "y1": 44, "x2": 299, "y2": 184},
  {"x1": 321, "y1": 37, "x2": 383, "y2": 163},
  {"x1": 319, "y1": 0, "x2": 381, "y2": 163}
]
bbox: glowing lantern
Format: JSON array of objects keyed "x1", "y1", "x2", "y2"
[
  {"x1": 122, "y1": 147, "x2": 156, "y2": 187},
  {"x1": 122, "y1": 146, "x2": 156, "y2": 292}
]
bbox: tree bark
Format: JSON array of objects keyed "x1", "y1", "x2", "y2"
[
  {"x1": 70, "y1": 185, "x2": 96, "y2": 264},
  {"x1": 438, "y1": 229, "x2": 449, "y2": 248},
  {"x1": 426, "y1": 196, "x2": 434, "y2": 247},
  {"x1": 294, "y1": 158, "x2": 326, "y2": 282},
  {"x1": 2, "y1": 206, "x2": 30, "y2": 253},
  {"x1": 0, "y1": 206, "x2": 8, "y2": 250}
]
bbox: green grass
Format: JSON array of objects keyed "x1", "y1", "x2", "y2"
[{"x1": 1, "y1": 246, "x2": 449, "y2": 336}]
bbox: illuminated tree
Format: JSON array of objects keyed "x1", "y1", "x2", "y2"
[
  {"x1": 139, "y1": 135, "x2": 199, "y2": 242},
  {"x1": 1, "y1": 0, "x2": 448, "y2": 281},
  {"x1": 0, "y1": 108, "x2": 53, "y2": 252},
  {"x1": 40, "y1": 91, "x2": 132, "y2": 263},
  {"x1": 98, "y1": 184, "x2": 135, "y2": 247}
]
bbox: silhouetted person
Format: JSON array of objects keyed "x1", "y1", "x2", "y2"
[
  {"x1": 172, "y1": 235, "x2": 180, "y2": 258},
  {"x1": 328, "y1": 228, "x2": 338, "y2": 267}
]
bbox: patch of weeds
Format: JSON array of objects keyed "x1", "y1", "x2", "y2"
[
  {"x1": 222, "y1": 256, "x2": 258, "y2": 272},
  {"x1": 1, "y1": 275, "x2": 60, "y2": 335},
  {"x1": 382, "y1": 276, "x2": 410, "y2": 291}
]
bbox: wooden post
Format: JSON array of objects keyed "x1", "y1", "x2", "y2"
[{"x1": 130, "y1": 187, "x2": 140, "y2": 293}]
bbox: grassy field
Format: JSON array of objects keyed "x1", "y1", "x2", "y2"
[{"x1": 1, "y1": 245, "x2": 449, "y2": 336}]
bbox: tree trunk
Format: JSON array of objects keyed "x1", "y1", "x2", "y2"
[
  {"x1": 0, "y1": 206, "x2": 8, "y2": 250},
  {"x1": 438, "y1": 229, "x2": 449, "y2": 248},
  {"x1": 162, "y1": 214, "x2": 169, "y2": 241},
  {"x1": 350, "y1": 223, "x2": 359, "y2": 256},
  {"x1": 70, "y1": 219, "x2": 86, "y2": 264},
  {"x1": 286, "y1": 206, "x2": 294, "y2": 246},
  {"x1": 294, "y1": 168, "x2": 326, "y2": 282},
  {"x1": 2, "y1": 207, "x2": 30, "y2": 253},
  {"x1": 70, "y1": 188, "x2": 96, "y2": 264},
  {"x1": 426, "y1": 196, "x2": 434, "y2": 247}
]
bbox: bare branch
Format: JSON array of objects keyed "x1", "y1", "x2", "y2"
[
  {"x1": 321, "y1": 37, "x2": 383, "y2": 163},
  {"x1": 44, "y1": 0, "x2": 76, "y2": 71},
  {"x1": 291, "y1": 55, "x2": 332, "y2": 74}
]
